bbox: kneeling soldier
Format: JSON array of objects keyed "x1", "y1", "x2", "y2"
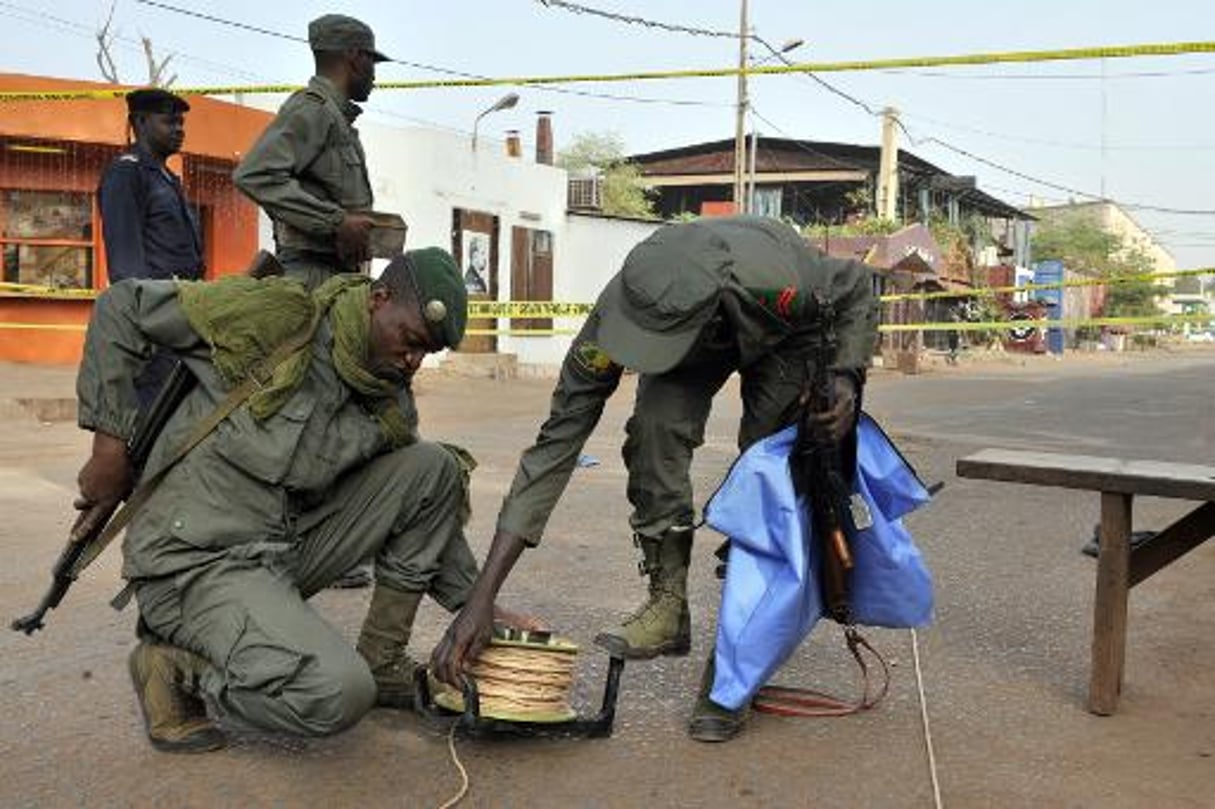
[{"x1": 74, "y1": 249, "x2": 515, "y2": 750}]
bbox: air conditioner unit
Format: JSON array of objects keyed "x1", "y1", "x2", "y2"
[{"x1": 568, "y1": 174, "x2": 602, "y2": 211}]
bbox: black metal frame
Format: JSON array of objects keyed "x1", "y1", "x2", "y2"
[{"x1": 413, "y1": 655, "x2": 626, "y2": 739}]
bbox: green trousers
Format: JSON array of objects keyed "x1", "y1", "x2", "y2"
[
  {"x1": 278, "y1": 248, "x2": 346, "y2": 291},
  {"x1": 623, "y1": 350, "x2": 809, "y2": 539},
  {"x1": 135, "y1": 441, "x2": 477, "y2": 737}
]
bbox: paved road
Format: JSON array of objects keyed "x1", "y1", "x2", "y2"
[{"x1": 0, "y1": 354, "x2": 1211, "y2": 808}]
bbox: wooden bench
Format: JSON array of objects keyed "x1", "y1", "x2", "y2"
[{"x1": 956, "y1": 449, "x2": 1215, "y2": 715}]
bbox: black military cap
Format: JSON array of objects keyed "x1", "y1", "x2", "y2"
[
  {"x1": 308, "y1": 14, "x2": 389, "y2": 62},
  {"x1": 126, "y1": 87, "x2": 189, "y2": 115}
]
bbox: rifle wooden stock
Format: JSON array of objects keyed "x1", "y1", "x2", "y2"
[
  {"x1": 793, "y1": 296, "x2": 855, "y2": 624},
  {"x1": 10, "y1": 362, "x2": 195, "y2": 635}
]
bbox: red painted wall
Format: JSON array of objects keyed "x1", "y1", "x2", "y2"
[{"x1": 0, "y1": 74, "x2": 272, "y2": 364}]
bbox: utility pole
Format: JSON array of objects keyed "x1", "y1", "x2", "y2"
[
  {"x1": 733, "y1": 0, "x2": 749, "y2": 212},
  {"x1": 878, "y1": 106, "x2": 900, "y2": 221},
  {"x1": 747, "y1": 124, "x2": 758, "y2": 215}
]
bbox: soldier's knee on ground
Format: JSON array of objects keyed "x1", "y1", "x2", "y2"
[
  {"x1": 285, "y1": 654, "x2": 377, "y2": 736},
  {"x1": 222, "y1": 632, "x2": 376, "y2": 736}
]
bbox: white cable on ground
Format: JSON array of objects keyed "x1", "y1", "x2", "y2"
[
  {"x1": 437, "y1": 722, "x2": 469, "y2": 809},
  {"x1": 910, "y1": 628, "x2": 944, "y2": 809}
]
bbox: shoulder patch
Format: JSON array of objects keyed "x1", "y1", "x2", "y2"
[
  {"x1": 571, "y1": 340, "x2": 621, "y2": 380},
  {"x1": 118, "y1": 153, "x2": 140, "y2": 163},
  {"x1": 747, "y1": 285, "x2": 807, "y2": 322}
]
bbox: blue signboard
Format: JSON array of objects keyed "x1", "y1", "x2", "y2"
[{"x1": 1032, "y1": 260, "x2": 1066, "y2": 354}]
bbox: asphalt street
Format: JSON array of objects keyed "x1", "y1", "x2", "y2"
[{"x1": 0, "y1": 352, "x2": 1211, "y2": 808}]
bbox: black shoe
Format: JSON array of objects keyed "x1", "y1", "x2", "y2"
[{"x1": 688, "y1": 653, "x2": 748, "y2": 743}]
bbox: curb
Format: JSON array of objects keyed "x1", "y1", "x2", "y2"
[{"x1": 0, "y1": 398, "x2": 78, "y2": 423}]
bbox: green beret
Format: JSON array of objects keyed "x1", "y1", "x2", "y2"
[{"x1": 404, "y1": 248, "x2": 467, "y2": 349}]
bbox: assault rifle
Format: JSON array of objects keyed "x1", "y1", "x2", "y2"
[
  {"x1": 11, "y1": 362, "x2": 195, "y2": 635},
  {"x1": 13, "y1": 249, "x2": 284, "y2": 635},
  {"x1": 790, "y1": 295, "x2": 871, "y2": 624}
]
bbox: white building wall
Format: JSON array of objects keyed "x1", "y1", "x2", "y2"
[
  {"x1": 256, "y1": 120, "x2": 662, "y2": 369},
  {"x1": 499, "y1": 212, "x2": 661, "y2": 368}
]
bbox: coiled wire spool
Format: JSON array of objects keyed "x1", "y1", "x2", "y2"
[{"x1": 432, "y1": 628, "x2": 579, "y2": 723}]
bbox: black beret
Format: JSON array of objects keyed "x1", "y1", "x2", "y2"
[{"x1": 126, "y1": 87, "x2": 189, "y2": 115}]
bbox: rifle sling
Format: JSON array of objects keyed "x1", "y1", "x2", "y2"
[{"x1": 73, "y1": 314, "x2": 320, "y2": 584}]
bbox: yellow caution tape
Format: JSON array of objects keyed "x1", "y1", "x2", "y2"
[
  {"x1": 2, "y1": 312, "x2": 1209, "y2": 338},
  {"x1": 0, "y1": 283, "x2": 99, "y2": 300},
  {"x1": 879, "y1": 267, "x2": 1213, "y2": 303},
  {"x1": 1, "y1": 41, "x2": 1213, "y2": 101},
  {"x1": 880, "y1": 312, "x2": 1213, "y2": 333},
  {"x1": 467, "y1": 301, "x2": 594, "y2": 318},
  {"x1": 0, "y1": 322, "x2": 88, "y2": 331}
]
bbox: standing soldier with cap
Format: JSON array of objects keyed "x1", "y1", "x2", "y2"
[
  {"x1": 431, "y1": 216, "x2": 878, "y2": 743},
  {"x1": 235, "y1": 13, "x2": 388, "y2": 587},
  {"x1": 98, "y1": 86, "x2": 202, "y2": 407},
  {"x1": 233, "y1": 13, "x2": 387, "y2": 291}
]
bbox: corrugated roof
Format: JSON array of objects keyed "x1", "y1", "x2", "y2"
[{"x1": 629, "y1": 136, "x2": 1030, "y2": 220}]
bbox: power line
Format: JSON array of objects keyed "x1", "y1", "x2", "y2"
[
  {"x1": 536, "y1": 0, "x2": 742, "y2": 41},
  {"x1": 902, "y1": 110, "x2": 1214, "y2": 152},
  {"x1": 748, "y1": 106, "x2": 869, "y2": 172},
  {"x1": 134, "y1": 0, "x2": 727, "y2": 108},
  {"x1": 0, "y1": 0, "x2": 265, "y2": 82},
  {"x1": 907, "y1": 133, "x2": 1215, "y2": 215}
]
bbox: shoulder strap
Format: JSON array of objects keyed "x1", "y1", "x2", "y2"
[{"x1": 72, "y1": 314, "x2": 320, "y2": 577}]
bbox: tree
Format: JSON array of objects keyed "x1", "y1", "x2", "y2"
[
  {"x1": 1031, "y1": 214, "x2": 1162, "y2": 317},
  {"x1": 557, "y1": 132, "x2": 656, "y2": 219},
  {"x1": 95, "y1": 1, "x2": 177, "y2": 87}
]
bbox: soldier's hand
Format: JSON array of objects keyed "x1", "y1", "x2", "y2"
[
  {"x1": 431, "y1": 592, "x2": 495, "y2": 688},
  {"x1": 805, "y1": 374, "x2": 858, "y2": 443},
  {"x1": 335, "y1": 213, "x2": 375, "y2": 267},
  {"x1": 73, "y1": 432, "x2": 132, "y2": 540},
  {"x1": 493, "y1": 604, "x2": 549, "y2": 633}
]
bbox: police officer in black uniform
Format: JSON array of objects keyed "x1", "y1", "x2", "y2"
[{"x1": 98, "y1": 87, "x2": 203, "y2": 407}]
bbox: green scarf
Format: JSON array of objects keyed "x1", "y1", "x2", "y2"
[{"x1": 177, "y1": 274, "x2": 414, "y2": 448}]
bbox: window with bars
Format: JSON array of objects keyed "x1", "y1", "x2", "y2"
[{"x1": 0, "y1": 189, "x2": 94, "y2": 288}]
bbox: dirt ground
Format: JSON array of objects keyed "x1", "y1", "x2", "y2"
[{"x1": 0, "y1": 350, "x2": 1211, "y2": 808}]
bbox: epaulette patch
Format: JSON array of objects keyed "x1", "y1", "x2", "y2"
[{"x1": 571, "y1": 340, "x2": 621, "y2": 380}]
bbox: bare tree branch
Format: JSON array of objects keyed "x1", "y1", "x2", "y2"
[
  {"x1": 141, "y1": 35, "x2": 177, "y2": 87},
  {"x1": 95, "y1": 1, "x2": 120, "y2": 83}
]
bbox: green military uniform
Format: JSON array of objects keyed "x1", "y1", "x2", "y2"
[
  {"x1": 233, "y1": 75, "x2": 373, "y2": 289},
  {"x1": 496, "y1": 216, "x2": 878, "y2": 546},
  {"x1": 78, "y1": 265, "x2": 475, "y2": 737},
  {"x1": 233, "y1": 14, "x2": 385, "y2": 290}
]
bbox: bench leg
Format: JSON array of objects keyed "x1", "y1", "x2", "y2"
[{"x1": 1090, "y1": 492, "x2": 1132, "y2": 715}]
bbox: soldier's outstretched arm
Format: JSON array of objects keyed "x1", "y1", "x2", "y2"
[{"x1": 431, "y1": 313, "x2": 624, "y2": 685}]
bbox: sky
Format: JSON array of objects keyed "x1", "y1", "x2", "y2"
[{"x1": 2, "y1": 0, "x2": 1213, "y2": 269}]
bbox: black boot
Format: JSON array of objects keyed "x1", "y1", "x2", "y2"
[{"x1": 688, "y1": 652, "x2": 748, "y2": 743}]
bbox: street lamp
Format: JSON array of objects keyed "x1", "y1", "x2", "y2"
[{"x1": 472, "y1": 92, "x2": 520, "y2": 151}]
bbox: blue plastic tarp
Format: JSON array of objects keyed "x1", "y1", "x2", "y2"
[{"x1": 705, "y1": 413, "x2": 934, "y2": 710}]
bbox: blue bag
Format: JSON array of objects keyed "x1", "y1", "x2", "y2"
[{"x1": 705, "y1": 413, "x2": 934, "y2": 711}]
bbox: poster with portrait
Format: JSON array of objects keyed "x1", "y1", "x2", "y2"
[{"x1": 461, "y1": 230, "x2": 490, "y2": 294}]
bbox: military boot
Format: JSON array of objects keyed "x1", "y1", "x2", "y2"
[
  {"x1": 128, "y1": 641, "x2": 227, "y2": 753},
  {"x1": 688, "y1": 651, "x2": 748, "y2": 743},
  {"x1": 356, "y1": 583, "x2": 424, "y2": 709},
  {"x1": 594, "y1": 530, "x2": 693, "y2": 659}
]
